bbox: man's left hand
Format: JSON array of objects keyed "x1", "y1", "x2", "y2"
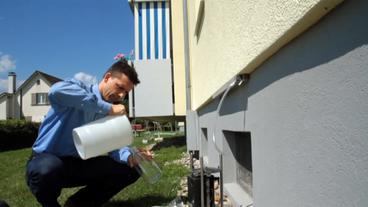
[{"x1": 128, "y1": 148, "x2": 154, "y2": 168}]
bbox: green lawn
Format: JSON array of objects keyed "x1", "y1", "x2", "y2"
[{"x1": 0, "y1": 132, "x2": 189, "y2": 207}]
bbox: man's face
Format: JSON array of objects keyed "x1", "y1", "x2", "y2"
[{"x1": 101, "y1": 72, "x2": 134, "y2": 103}]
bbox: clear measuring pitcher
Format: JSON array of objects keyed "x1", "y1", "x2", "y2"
[{"x1": 132, "y1": 148, "x2": 162, "y2": 184}]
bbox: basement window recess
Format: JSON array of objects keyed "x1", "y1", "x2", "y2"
[{"x1": 223, "y1": 131, "x2": 253, "y2": 200}]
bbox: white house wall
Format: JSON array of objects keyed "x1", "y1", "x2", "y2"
[
  {"x1": 193, "y1": 1, "x2": 368, "y2": 206},
  {"x1": 129, "y1": 0, "x2": 185, "y2": 119},
  {"x1": 20, "y1": 75, "x2": 52, "y2": 122},
  {"x1": 0, "y1": 96, "x2": 7, "y2": 120},
  {"x1": 186, "y1": 0, "x2": 343, "y2": 110},
  {"x1": 130, "y1": 59, "x2": 173, "y2": 117}
]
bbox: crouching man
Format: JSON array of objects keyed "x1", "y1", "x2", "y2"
[{"x1": 26, "y1": 58, "x2": 150, "y2": 207}]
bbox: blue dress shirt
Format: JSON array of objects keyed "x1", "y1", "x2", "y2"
[{"x1": 32, "y1": 79, "x2": 132, "y2": 164}]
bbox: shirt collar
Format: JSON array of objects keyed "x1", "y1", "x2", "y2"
[{"x1": 92, "y1": 84, "x2": 103, "y2": 101}]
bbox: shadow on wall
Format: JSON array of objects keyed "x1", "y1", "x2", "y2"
[
  {"x1": 196, "y1": 83, "x2": 248, "y2": 117},
  {"x1": 195, "y1": 0, "x2": 205, "y2": 42},
  {"x1": 14, "y1": 95, "x2": 21, "y2": 119}
]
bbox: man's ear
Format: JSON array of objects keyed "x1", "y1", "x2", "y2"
[{"x1": 103, "y1": 72, "x2": 112, "y2": 82}]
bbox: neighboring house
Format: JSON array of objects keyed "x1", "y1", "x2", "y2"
[
  {"x1": 0, "y1": 71, "x2": 62, "y2": 122},
  {"x1": 170, "y1": 0, "x2": 368, "y2": 207},
  {"x1": 128, "y1": 0, "x2": 186, "y2": 121},
  {"x1": 0, "y1": 92, "x2": 12, "y2": 120}
]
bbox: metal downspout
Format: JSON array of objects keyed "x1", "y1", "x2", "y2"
[{"x1": 183, "y1": 0, "x2": 191, "y2": 111}]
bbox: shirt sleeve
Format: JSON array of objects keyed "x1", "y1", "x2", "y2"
[
  {"x1": 108, "y1": 147, "x2": 132, "y2": 164},
  {"x1": 48, "y1": 79, "x2": 112, "y2": 114}
]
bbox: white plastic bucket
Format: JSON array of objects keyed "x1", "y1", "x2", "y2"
[{"x1": 72, "y1": 115, "x2": 133, "y2": 160}]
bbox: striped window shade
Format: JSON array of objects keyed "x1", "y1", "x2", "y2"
[{"x1": 134, "y1": 1, "x2": 171, "y2": 60}]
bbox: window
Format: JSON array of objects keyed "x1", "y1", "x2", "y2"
[
  {"x1": 32, "y1": 93, "x2": 49, "y2": 105},
  {"x1": 235, "y1": 132, "x2": 252, "y2": 194},
  {"x1": 36, "y1": 79, "x2": 40, "y2": 85},
  {"x1": 223, "y1": 131, "x2": 253, "y2": 196}
]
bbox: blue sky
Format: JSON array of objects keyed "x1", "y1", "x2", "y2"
[{"x1": 0, "y1": 0, "x2": 135, "y2": 92}]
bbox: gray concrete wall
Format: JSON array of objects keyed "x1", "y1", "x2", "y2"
[
  {"x1": 129, "y1": 59, "x2": 173, "y2": 117},
  {"x1": 192, "y1": 1, "x2": 368, "y2": 206},
  {"x1": 185, "y1": 110, "x2": 200, "y2": 151}
]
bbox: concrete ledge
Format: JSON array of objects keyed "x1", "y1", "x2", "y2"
[{"x1": 224, "y1": 182, "x2": 252, "y2": 207}]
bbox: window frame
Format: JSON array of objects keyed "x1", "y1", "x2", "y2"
[{"x1": 31, "y1": 93, "x2": 50, "y2": 106}]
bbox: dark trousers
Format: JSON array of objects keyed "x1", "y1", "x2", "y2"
[{"x1": 26, "y1": 152, "x2": 140, "y2": 207}]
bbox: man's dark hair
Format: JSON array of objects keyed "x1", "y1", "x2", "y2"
[{"x1": 104, "y1": 60, "x2": 140, "y2": 85}]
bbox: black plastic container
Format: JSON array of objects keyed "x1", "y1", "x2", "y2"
[{"x1": 187, "y1": 169, "x2": 215, "y2": 207}]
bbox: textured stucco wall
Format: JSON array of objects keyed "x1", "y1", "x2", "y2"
[
  {"x1": 20, "y1": 75, "x2": 52, "y2": 122},
  {"x1": 186, "y1": 0, "x2": 343, "y2": 110},
  {"x1": 248, "y1": 1, "x2": 368, "y2": 205},
  {"x1": 194, "y1": 0, "x2": 368, "y2": 206},
  {"x1": 171, "y1": 0, "x2": 186, "y2": 116}
]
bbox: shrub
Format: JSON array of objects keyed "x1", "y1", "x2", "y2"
[{"x1": 0, "y1": 119, "x2": 40, "y2": 152}]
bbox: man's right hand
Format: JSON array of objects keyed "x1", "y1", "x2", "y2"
[
  {"x1": 128, "y1": 148, "x2": 154, "y2": 168},
  {"x1": 109, "y1": 104, "x2": 127, "y2": 115}
]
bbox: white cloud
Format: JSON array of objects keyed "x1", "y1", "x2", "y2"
[
  {"x1": 0, "y1": 79, "x2": 25, "y2": 93},
  {"x1": 74, "y1": 72, "x2": 98, "y2": 85},
  {"x1": 0, "y1": 79, "x2": 7, "y2": 93},
  {"x1": 0, "y1": 53, "x2": 16, "y2": 72}
]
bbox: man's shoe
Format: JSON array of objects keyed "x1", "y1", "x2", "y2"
[
  {"x1": 0, "y1": 200, "x2": 9, "y2": 207},
  {"x1": 64, "y1": 198, "x2": 99, "y2": 207},
  {"x1": 63, "y1": 199, "x2": 79, "y2": 207}
]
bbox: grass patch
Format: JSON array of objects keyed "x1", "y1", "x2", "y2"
[{"x1": 0, "y1": 132, "x2": 189, "y2": 207}]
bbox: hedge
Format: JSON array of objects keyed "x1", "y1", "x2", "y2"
[{"x1": 0, "y1": 119, "x2": 40, "y2": 152}]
